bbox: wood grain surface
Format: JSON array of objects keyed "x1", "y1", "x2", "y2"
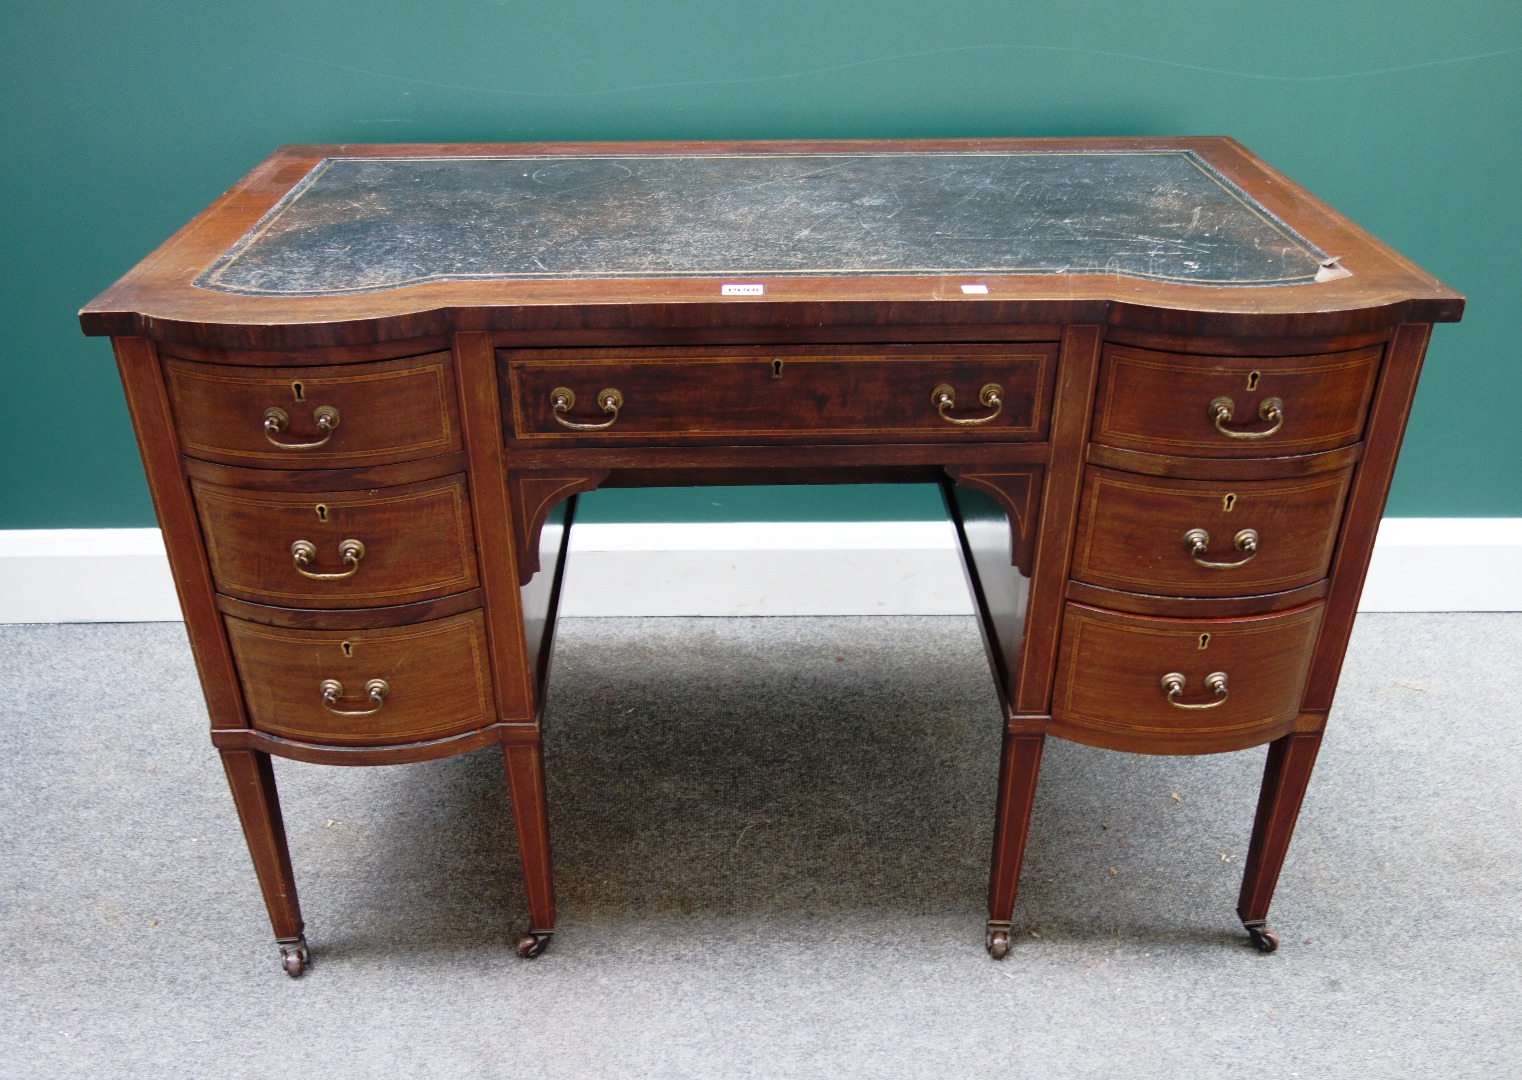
[
  {"x1": 163, "y1": 352, "x2": 461, "y2": 468},
  {"x1": 1049, "y1": 602, "x2": 1325, "y2": 754},
  {"x1": 1070, "y1": 466, "x2": 1353, "y2": 597},
  {"x1": 1091, "y1": 344, "x2": 1381, "y2": 457},
  {"x1": 225, "y1": 610, "x2": 493, "y2": 745}
]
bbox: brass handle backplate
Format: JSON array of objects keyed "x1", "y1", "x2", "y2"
[
  {"x1": 932, "y1": 382, "x2": 1004, "y2": 426},
  {"x1": 264, "y1": 405, "x2": 340, "y2": 450},
  {"x1": 1208, "y1": 396, "x2": 1283, "y2": 440},
  {"x1": 1183, "y1": 527, "x2": 1259, "y2": 570},
  {"x1": 1160, "y1": 671, "x2": 1229, "y2": 710},
  {"x1": 291, "y1": 538, "x2": 366, "y2": 580},
  {"x1": 320, "y1": 677, "x2": 389, "y2": 717},
  {"x1": 551, "y1": 386, "x2": 624, "y2": 431}
]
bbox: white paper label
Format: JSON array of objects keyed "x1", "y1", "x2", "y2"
[
  {"x1": 721, "y1": 283, "x2": 765, "y2": 296},
  {"x1": 960, "y1": 284, "x2": 989, "y2": 295}
]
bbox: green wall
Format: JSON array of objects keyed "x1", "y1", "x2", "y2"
[{"x1": 4, "y1": 2, "x2": 1518, "y2": 528}]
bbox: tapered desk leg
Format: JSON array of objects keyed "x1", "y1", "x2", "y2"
[
  {"x1": 986, "y1": 732, "x2": 1045, "y2": 959},
  {"x1": 503, "y1": 734, "x2": 556, "y2": 958},
  {"x1": 1237, "y1": 730, "x2": 1323, "y2": 953},
  {"x1": 220, "y1": 749, "x2": 308, "y2": 976}
]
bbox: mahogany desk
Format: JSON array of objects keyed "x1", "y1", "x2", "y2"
[{"x1": 81, "y1": 139, "x2": 1463, "y2": 975}]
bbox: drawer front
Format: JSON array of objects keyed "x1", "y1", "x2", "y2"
[
  {"x1": 164, "y1": 352, "x2": 461, "y2": 468},
  {"x1": 506, "y1": 347, "x2": 1056, "y2": 441},
  {"x1": 194, "y1": 474, "x2": 478, "y2": 608},
  {"x1": 226, "y1": 611, "x2": 493, "y2": 745},
  {"x1": 1093, "y1": 345, "x2": 1380, "y2": 457},
  {"x1": 1071, "y1": 466, "x2": 1353, "y2": 597},
  {"x1": 1051, "y1": 603, "x2": 1323, "y2": 752}
]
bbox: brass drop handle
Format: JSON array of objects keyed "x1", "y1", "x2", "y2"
[
  {"x1": 264, "y1": 405, "x2": 340, "y2": 450},
  {"x1": 1183, "y1": 527, "x2": 1259, "y2": 569},
  {"x1": 551, "y1": 386, "x2": 624, "y2": 431},
  {"x1": 291, "y1": 538, "x2": 366, "y2": 580},
  {"x1": 1160, "y1": 671, "x2": 1229, "y2": 710},
  {"x1": 320, "y1": 678, "x2": 389, "y2": 717},
  {"x1": 932, "y1": 382, "x2": 1004, "y2": 426},
  {"x1": 1208, "y1": 396, "x2": 1283, "y2": 440}
]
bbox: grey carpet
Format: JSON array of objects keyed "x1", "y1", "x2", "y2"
[{"x1": 1, "y1": 614, "x2": 1518, "y2": 1078}]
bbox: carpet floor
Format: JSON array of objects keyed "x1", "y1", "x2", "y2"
[{"x1": 1, "y1": 614, "x2": 1517, "y2": 1078}]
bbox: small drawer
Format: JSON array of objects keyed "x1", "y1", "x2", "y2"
[
  {"x1": 1092, "y1": 345, "x2": 1380, "y2": 457},
  {"x1": 1071, "y1": 466, "x2": 1352, "y2": 597},
  {"x1": 163, "y1": 352, "x2": 460, "y2": 468},
  {"x1": 193, "y1": 474, "x2": 478, "y2": 608},
  {"x1": 226, "y1": 610, "x2": 493, "y2": 746},
  {"x1": 504, "y1": 345, "x2": 1057, "y2": 442},
  {"x1": 1051, "y1": 603, "x2": 1324, "y2": 753}
]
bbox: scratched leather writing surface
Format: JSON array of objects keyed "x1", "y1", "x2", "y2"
[{"x1": 196, "y1": 151, "x2": 1328, "y2": 296}]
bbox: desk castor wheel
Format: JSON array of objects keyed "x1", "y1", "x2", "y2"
[
  {"x1": 986, "y1": 924, "x2": 1012, "y2": 960},
  {"x1": 1245, "y1": 924, "x2": 1279, "y2": 954},
  {"x1": 516, "y1": 931, "x2": 553, "y2": 959},
  {"x1": 278, "y1": 935, "x2": 310, "y2": 978}
]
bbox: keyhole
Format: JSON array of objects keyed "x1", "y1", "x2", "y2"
[
  {"x1": 1223, "y1": 493, "x2": 1237, "y2": 513},
  {"x1": 1198, "y1": 633, "x2": 1211, "y2": 651},
  {"x1": 771, "y1": 359, "x2": 784, "y2": 379},
  {"x1": 292, "y1": 381, "x2": 305, "y2": 401},
  {"x1": 315, "y1": 503, "x2": 329, "y2": 522},
  {"x1": 341, "y1": 641, "x2": 353, "y2": 658},
  {"x1": 1246, "y1": 371, "x2": 1260, "y2": 392}
]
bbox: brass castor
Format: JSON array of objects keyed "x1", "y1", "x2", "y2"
[
  {"x1": 516, "y1": 930, "x2": 553, "y2": 959},
  {"x1": 1245, "y1": 923, "x2": 1279, "y2": 954},
  {"x1": 986, "y1": 923, "x2": 1012, "y2": 960},
  {"x1": 278, "y1": 935, "x2": 310, "y2": 978}
]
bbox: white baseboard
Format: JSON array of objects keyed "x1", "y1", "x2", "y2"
[
  {"x1": 1353, "y1": 518, "x2": 1522, "y2": 612},
  {"x1": 559, "y1": 522, "x2": 974, "y2": 617},
  {"x1": 0, "y1": 529, "x2": 184, "y2": 623},
  {"x1": 1, "y1": 519, "x2": 1518, "y2": 623}
]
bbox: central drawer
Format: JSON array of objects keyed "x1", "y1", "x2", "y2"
[{"x1": 503, "y1": 345, "x2": 1057, "y2": 442}]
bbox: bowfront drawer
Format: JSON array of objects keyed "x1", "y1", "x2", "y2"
[
  {"x1": 504, "y1": 345, "x2": 1057, "y2": 442},
  {"x1": 193, "y1": 474, "x2": 478, "y2": 608},
  {"x1": 1092, "y1": 345, "x2": 1380, "y2": 457},
  {"x1": 1051, "y1": 603, "x2": 1324, "y2": 753},
  {"x1": 163, "y1": 352, "x2": 461, "y2": 468},
  {"x1": 226, "y1": 610, "x2": 493, "y2": 746},
  {"x1": 1071, "y1": 466, "x2": 1353, "y2": 597}
]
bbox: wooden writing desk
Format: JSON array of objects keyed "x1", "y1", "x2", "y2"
[{"x1": 81, "y1": 139, "x2": 1463, "y2": 975}]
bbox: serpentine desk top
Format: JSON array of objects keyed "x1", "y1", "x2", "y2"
[{"x1": 80, "y1": 138, "x2": 1462, "y2": 347}]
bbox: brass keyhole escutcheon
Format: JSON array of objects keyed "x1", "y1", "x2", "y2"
[
  {"x1": 1223, "y1": 493, "x2": 1237, "y2": 513},
  {"x1": 341, "y1": 641, "x2": 353, "y2": 658},
  {"x1": 1246, "y1": 370, "x2": 1260, "y2": 391},
  {"x1": 772, "y1": 359, "x2": 784, "y2": 379},
  {"x1": 315, "y1": 503, "x2": 329, "y2": 522},
  {"x1": 291, "y1": 380, "x2": 305, "y2": 401},
  {"x1": 1198, "y1": 633, "x2": 1211, "y2": 650}
]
